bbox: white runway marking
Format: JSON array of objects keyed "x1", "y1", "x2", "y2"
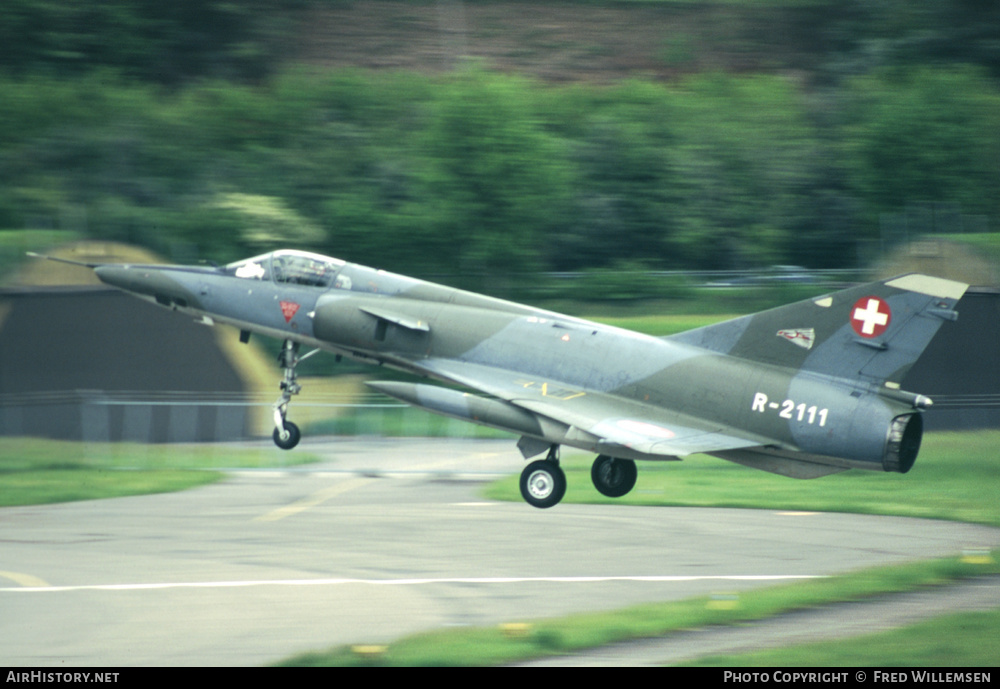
[{"x1": 1, "y1": 574, "x2": 823, "y2": 593}]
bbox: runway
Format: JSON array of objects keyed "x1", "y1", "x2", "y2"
[{"x1": 2, "y1": 438, "x2": 998, "y2": 666}]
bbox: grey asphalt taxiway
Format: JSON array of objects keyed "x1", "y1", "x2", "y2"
[{"x1": 2, "y1": 438, "x2": 999, "y2": 667}]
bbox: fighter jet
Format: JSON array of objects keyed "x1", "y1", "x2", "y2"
[{"x1": 31, "y1": 249, "x2": 967, "y2": 508}]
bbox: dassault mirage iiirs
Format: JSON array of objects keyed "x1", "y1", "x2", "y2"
[{"x1": 32, "y1": 250, "x2": 967, "y2": 508}]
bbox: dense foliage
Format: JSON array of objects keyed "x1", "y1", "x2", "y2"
[
  {"x1": 0, "y1": 0, "x2": 304, "y2": 83},
  {"x1": 2, "y1": 1, "x2": 998, "y2": 290}
]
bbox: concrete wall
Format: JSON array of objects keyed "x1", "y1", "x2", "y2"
[
  {"x1": 0, "y1": 287, "x2": 251, "y2": 442},
  {"x1": 902, "y1": 289, "x2": 1000, "y2": 430}
]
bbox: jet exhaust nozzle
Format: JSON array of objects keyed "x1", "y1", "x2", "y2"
[{"x1": 883, "y1": 413, "x2": 922, "y2": 474}]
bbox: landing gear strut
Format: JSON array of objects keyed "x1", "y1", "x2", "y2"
[
  {"x1": 272, "y1": 339, "x2": 314, "y2": 450},
  {"x1": 519, "y1": 445, "x2": 566, "y2": 509}
]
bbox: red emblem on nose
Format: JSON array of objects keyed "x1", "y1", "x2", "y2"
[
  {"x1": 850, "y1": 296, "x2": 891, "y2": 338},
  {"x1": 280, "y1": 301, "x2": 300, "y2": 323}
]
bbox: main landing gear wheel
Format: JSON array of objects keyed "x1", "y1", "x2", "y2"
[
  {"x1": 520, "y1": 459, "x2": 567, "y2": 509},
  {"x1": 591, "y1": 455, "x2": 637, "y2": 498}
]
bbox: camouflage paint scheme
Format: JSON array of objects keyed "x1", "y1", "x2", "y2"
[{"x1": 38, "y1": 250, "x2": 968, "y2": 507}]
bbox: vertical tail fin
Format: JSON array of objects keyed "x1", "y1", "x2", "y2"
[{"x1": 668, "y1": 274, "x2": 968, "y2": 386}]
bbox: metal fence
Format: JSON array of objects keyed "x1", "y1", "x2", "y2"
[{"x1": 0, "y1": 389, "x2": 487, "y2": 442}]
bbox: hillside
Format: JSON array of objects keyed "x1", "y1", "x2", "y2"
[
  {"x1": 295, "y1": 1, "x2": 838, "y2": 83},
  {"x1": 2, "y1": 1, "x2": 997, "y2": 282}
]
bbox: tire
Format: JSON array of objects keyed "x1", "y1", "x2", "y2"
[
  {"x1": 273, "y1": 421, "x2": 301, "y2": 450},
  {"x1": 519, "y1": 460, "x2": 567, "y2": 509},
  {"x1": 591, "y1": 455, "x2": 637, "y2": 498}
]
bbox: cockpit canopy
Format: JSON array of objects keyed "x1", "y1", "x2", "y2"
[{"x1": 226, "y1": 250, "x2": 346, "y2": 288}]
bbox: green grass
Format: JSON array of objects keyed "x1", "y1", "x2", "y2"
[
  {"x1": 537, "y1": 282, "x2": 839, "y2": 320},
  {"x1": 0, "y1": 468, "x2": 221, "y2": 506},
  {"x1": 938, "y1": 232, "x2": 1000, "y2": 265},
  {"x1": 0, "y1": 229, "x2": 82, "y2": 279},
  {"x1": 306, "y1": 404, "x2": 513, "y2": 438},
  {"x1": 484, "y1": 431, "x2": 1000, "y2": 527},
  {"x1": 684, "y1": 608, "x2": 1000, "y2": 667},
  {"x1": 0, "y1": 438, "x2": 319, "y2": 506},
  {"x1": 279, "y1": 549, "x2": 1000, "y2": 667},
  {"x1": 589, "y1": 313, "x2": 731, "y2": 336}
]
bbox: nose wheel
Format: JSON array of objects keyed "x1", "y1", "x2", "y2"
[
  {"x1": 271, "y1": 339, "x2": 317, "y2": 450},
  {"x1": 273, "y1": 420, "x2": 301, "y2": 450}
]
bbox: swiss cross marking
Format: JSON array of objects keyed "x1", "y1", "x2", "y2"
[
  {"x1": 280, "y1": 301, "x2": 300, "y2": 323},
  {"x1": 850, "y1": 296, "x2": 891, "y2": 338}
]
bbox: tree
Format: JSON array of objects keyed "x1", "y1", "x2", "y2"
[
  {"x1": 668, "y1": 74, "x2": 824, "y2": 269},
  {"x1": 0, "y1": 0, "x2": 302, "y2": 83},
  {"x1": 842, "y1": 66, "x2": 1000, "y2": 221},
  {"x1": 412, "y1": 70, "x2": 572, "y2": 285}
]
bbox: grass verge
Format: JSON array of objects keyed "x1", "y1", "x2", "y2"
[
  {"x1": 682, "y1": 607, "x2": 1000, "y2": 667},
  {"x1": 278, "y1": 550, "x2": 1000, "y2": 666},
  {"x1": 0, "y1": 438, "x2": 319, "y2": 506},
  {"x1": 484, "y1": 431, "x2": 1000, "y2": 527}
]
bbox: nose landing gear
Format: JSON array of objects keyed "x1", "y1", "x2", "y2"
[{"x1": 271, "y1": 339, "x2": 318, "y2": 450}]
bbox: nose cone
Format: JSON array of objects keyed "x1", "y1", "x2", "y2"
[
  {"x1": 94, "y1": 265, "x2": 143, "y2": 292},
  {"x1": 94, "y1": 265, "x2": 198, "y2": 309}
]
